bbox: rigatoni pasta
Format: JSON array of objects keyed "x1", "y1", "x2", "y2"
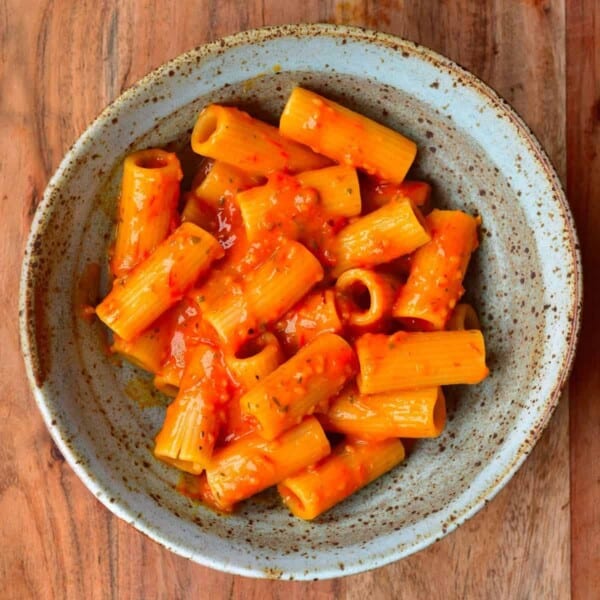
[
  {"x1": 182, "y1": 160, "x2": 259, "y2": 225},
  {"x1": 296, "y1": 165, "x2": 361, "y2": 216},
  {"x1": 329, "y1": 198, "x2": 431, "y2": 277},
  {"x1": 280, "y1": 87, "x2": 417, "y2": 183},
  {"x1": 278, "y1": 438, "x2": 405, "y2": 520},
  {"x1": 356, "y1": 330, "x2": 489, "y2": 394},
  {"x1": 111, "y1": 149, "x2": 183, "y2": 278},
  {"x1": 274, "y1": 289, "x2": 342, "y2": 354},
  {"x1": 321, "y1": 385, "x2": 446, "y2": 439},
  {"x1": 393, "y1": 209, "x2": 479, "y2": 330},
  {"x1": 111, "y1": 310, "x2": 174, "y2": 374},
  {"x1": 154, "y1": 343, "x2": 230, "y2": 473},
  {"x1": 95, "y1": 88, "x2": 489, "y2": 520},
  {"x1": 224, "y1": 332, "x2": 284, "y2": 391},
  {"x1": 205, "y1": 417, "x2": 331, "y2": 511},
  {"x1": 96, "y1": 222, "x2": 223, "y2": 341},
  {"x1": 335, "y1": 268, "x2": 400, "y2": 329},
  {"x1": 203, "y1": 238, "x2": 324, "y2": 351},
  {"x1": 191, "y1": 104, "x2": 330, "y2": 176},
  {"x1": 241, "y1": 333, "x2": 356, "y2": 440},
  {"x1": 446, "y1": 303, "x2": 481, "y2": 331},
  {"x1": 361, "y1": 178, "x2": 431, "y2": 213},
  {"x1": 236, "y1": 173, "x2": 321, "y2": 242}
]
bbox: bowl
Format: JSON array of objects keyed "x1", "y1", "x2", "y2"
[{"x1": 19, "y1": 24, "x2": 581, "y2": 579}]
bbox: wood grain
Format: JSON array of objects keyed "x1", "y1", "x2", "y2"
[
  {"x1": 0, "y1": 0, "x2": 587, "y2": 598},
  {"x1": 566, "y1": 1, "x2": 600, "y2": 599}
]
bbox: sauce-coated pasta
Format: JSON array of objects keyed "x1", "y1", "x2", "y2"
[{"x1": 95, "y1": 87, "x2": 488, "y2": 519}]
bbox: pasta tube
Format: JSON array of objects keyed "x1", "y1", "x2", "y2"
[
  {"x1": 296, "y1": 165, "x2": 361, "y2": 217},
  {"x1": 240, "y1": 333, "x2": 356, "y2": 440},
  {"x1": 203, "y1": 239, "x2": 324, "y2": 351},
  {"x1": 111, "y1": 312, "x2": 174, "y2": 374},
  {"x1": 361, "y1": 178, "x2": 431, "y2": 213},
  {"x1": 154, "y1": 343, "x2": 231, "y2": 473},
  {"x1": 218, "y1": 395, "x2": 259, "y2": 444},
  {"x1": 335, "y1": 268, "x2": 400, "y2": 329},
  {"x1": 224, "y1": 332, "x2": 284, "y2": 391},
  {"x1": 330, "y1": 198, "x2": 430, "y2": 277},
  {"x1": 192, "y1": 160, "x2": 259, "y2": 207},
  {"x1": 322, "y1": 385, "x2": 445, "y2": 439},
  {"x1": 274, "y1": 289, "x2": 342, "y2": 354},
  {"x1": 236, "y1": 174, "x2": 321, "y2": 242},
  {"x1": 182, "y1": 160, "x2": 260, "y2": 225},
  {"x1": 153, "y1": 370, "x2": 180, "y2": 398},
  {"x1": 356, "y1": 330, "x2": 489, "y2": 394},
  {"x1": 446, "y1": 303, "x2": 481, "y2": 331},
  {"x1": 180, "y1": 192, "x2": 215, "y2": 230},
  {"x1": 280, "y1": 87, "x2": 416, "y2": 183},
  {"x1": 111, "y1": 149, "x2": 182, "y2": 278},
  {"x1": 393, "y1": 209, "x2": 479, "y2": 330},
  {"x1": 176, "y1": 473, "x2": 231, "y2": 512},
  {"x1": 191, "y1": 104, "x2": 330, "y2": 176},
  {"x1": 278, "y1": 438, "x2": 405, "y2": 520},
  {"x1": 205, "y1": 416, "x2": 331, "y2": 510},
  {"x1": 151, "y1": 296, "x2": 206, "y2": 396},
  {"x1": 96, "y1": 223, "x2": 223, "y2": 341}
]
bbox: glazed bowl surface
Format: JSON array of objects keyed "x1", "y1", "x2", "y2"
[{"x1": 20, "y1": 24, "x2": 581, "y2": 579}]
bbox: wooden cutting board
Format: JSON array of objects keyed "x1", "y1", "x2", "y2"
[{"x1": 1, "y1": 1, "x2": 597, "y2": 598}]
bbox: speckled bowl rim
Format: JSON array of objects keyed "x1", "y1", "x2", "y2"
[{"x1": 20, "y1": 23, "x2": 582, "y2": 579}]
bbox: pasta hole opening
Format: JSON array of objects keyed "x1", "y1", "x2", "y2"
[
  {"x1": 409, "y1": 199, "x2": 429, "y2": 231},
  {"x1": 135, "y1": 154, "x2": 170, "y2": 170},
  {"x1": 462, "y1": 306, "x2": 480, "y2": 330},
  {"x1": 279, "y1": 484, "x2": 305, "y2": 512},
  {"x1": 348, "y1": 282, "x2": 372, "y2": 313},
  {"x1": 235, "y1": 336, "x2": 267, "y2": 359},
  {"x1": 194, "y1": 112, "x2": 219, "y2": 145},
  {"x1": 446, "y1": 304, "x2": 480, "y2": 331},
  {"x1": 433, "y1": 389, "x2": 446, "y2": 433}
]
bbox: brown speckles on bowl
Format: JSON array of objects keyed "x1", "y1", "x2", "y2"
[{"x1": 19, "y1": 24, "x2": 581, "y2": 580}]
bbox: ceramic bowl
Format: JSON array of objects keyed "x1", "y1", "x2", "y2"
[{"x1": 20, "y1": 24, "x2": 581, "y2": 579}]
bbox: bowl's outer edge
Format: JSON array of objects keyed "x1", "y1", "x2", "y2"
[{"x1": 19, "y1": 23, "x2": 582, "y2": 580}]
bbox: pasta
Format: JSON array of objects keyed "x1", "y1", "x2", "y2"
[
  {"x1": 191, "y1": 104, "x2": 330, "y2": 176},
  {"x1": 321, "y1": 385, "x2": 445, "y2": 439},
  {"x1": 356, "y1": 330, "x2": 489, "y2": 394},
  {"x1": 393, "y1": 209, "x2": 479, "y2": 330},
  {"x1": 149, "y1": 296, "x2": 207, "y2": 396},
  {"x1": 224, "y1": 332, "x2": 284, "y2": 391},
  {"x1": 361, "y1": 178, "x2": 431, "y2": 213},
  {"x1": 278, "y1": 438, "x2": 405, "y2": 520},
  {"x1": 190, "y1": 160, "x2": 260, "y2": 207},
  {"x1": 203, "y1": 238, "x2": 324, "y2": 351},
  {"x1": 236, "y1": 173, "x2": 321, "y2": 242},
  {"x1": 241, "y1": 333, "x2": 356, "y2": 440},
  {"x1": 111, "y1": 313, "x2": 174, "y2": 374},
  {"x1": 154, "y1": 343, "x2": 231, "y2": 473},
  {"x1": 274, "y1": 289, "x2": 342, "y2": 354},
  {"x1": 237, "y1": 167, "x2": 360, "y2": 243},
  {"x1": 335, "y1": 268, "x2": 400, "y2": 329},
  {"x1": 280, "y1": 87, "x2": 417, "y2": 183},
  {"x1": 205, "y1": 417, "x2": 331, "y2": 510},
  {"x1": 96, "y1": 222, "x2": 223, "y2": 341},
  {"x1": 182, "y1": 160, "x2": 259, "y2": 225},
  {"x1": 111, "y1": 149, "x2": 183, "y2": 278},
  {"x1": 95, "y1": 88, "x2": 489, "y2": 519},
  {"x1": 296, "y1": 165, "x2": 361, "y2": 216},
  {"x1": 329, "y1": 197, "x2": 431, "y2": 277},
  {"x1": 446, "y1": 303, "x2": 481, "y2": 331}
]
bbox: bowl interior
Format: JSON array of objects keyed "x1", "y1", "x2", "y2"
[{"x1": 21, "y1": 26, "x2": 579, "y2": 579}]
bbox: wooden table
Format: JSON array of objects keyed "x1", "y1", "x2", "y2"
[{"x1": 1, "y1": 1, "x2": 597, "y2": 598}]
